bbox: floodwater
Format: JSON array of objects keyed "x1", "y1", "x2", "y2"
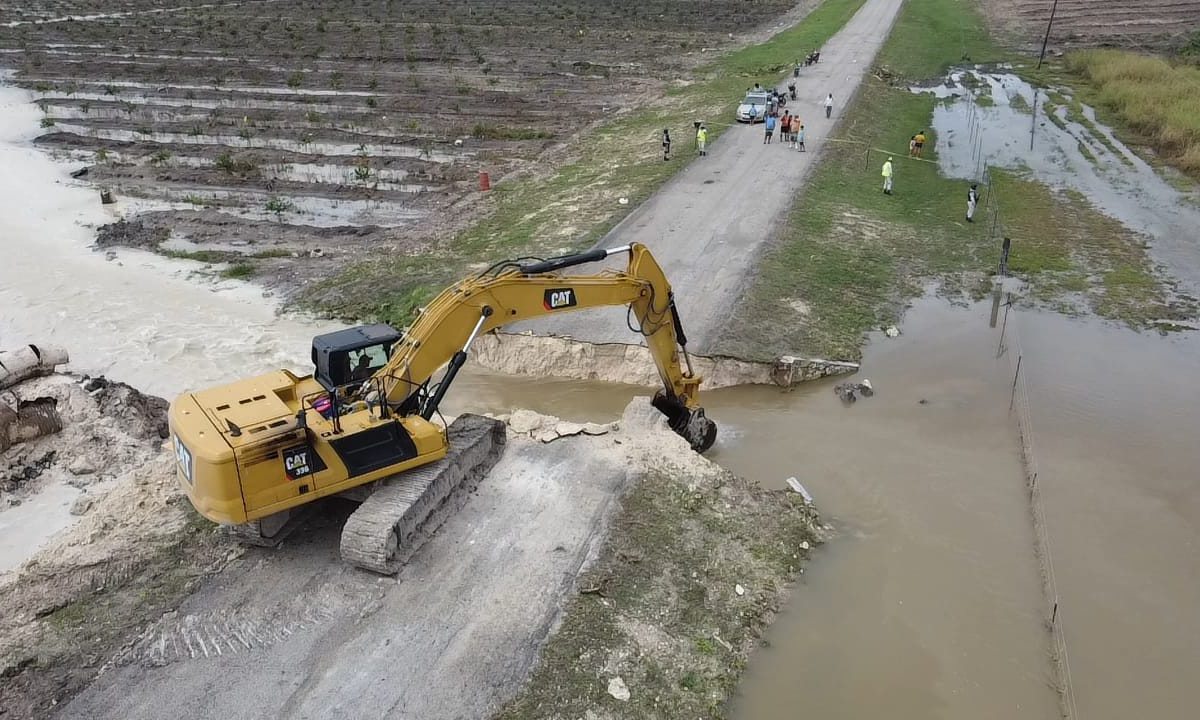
[
  {"x1": 4, "y1": 69, "x2": 1200, "y2": 720},
  {"x1": 722, "y1": 296, "x2": 1062, "y2": 719},
  {"x1": 0, "y1": 479, "x2": 80, "y2": 574},
  {"x1": 0, "y1": 75, "x2": 339, "y2": 400},
  {"x1": 920, "y1": 70, "x2": 1200, "y2": 297}
]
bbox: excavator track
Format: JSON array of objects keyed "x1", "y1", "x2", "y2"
[{"x1": 339, "y1": 413, "x2": 506, "y2": 574}]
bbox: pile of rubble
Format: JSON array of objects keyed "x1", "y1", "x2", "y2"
[{"x1": 1, "y1": 343, "x2": 170, "y2": 509}]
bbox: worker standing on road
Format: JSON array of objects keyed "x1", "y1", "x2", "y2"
[
  {"x1": 780, "y1": 111, "x2": 791, "y2": 146},
  {"x1": 662, "y1": 128, "x2": 671, "y2": 161},
  {"x1": 967, "y1": 183, "x2": 980, "y2": 222},
  {"x1": 882, "y1": 157, "x2": 894, "y2": 194},
  {"x1": 764, "y1": 113, "x2": 776, "y2": 144},
  {"x1": 696, "y1": 124, "x2": 708, "y2": 156},
  {"x1": 824, "y1": 93, "x2": 834, "y2": 119},
  {"x1": 796, "y1": 124, "x2": 806, "y2": 151}
]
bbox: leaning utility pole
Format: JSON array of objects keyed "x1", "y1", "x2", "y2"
[{"x1": 1036, "y1": 0, "x2": 1060, "y2": 69}]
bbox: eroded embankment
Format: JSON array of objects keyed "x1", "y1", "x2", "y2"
[
  {"x1": 496, "y1": 401, "x2": 825, "y2": 719},
  {"x1": 470, "y1": 331, "x2": 859, "y2": 390},
  {"x1": 0, "y1": 367, "x2": 227, "y2": 720}
]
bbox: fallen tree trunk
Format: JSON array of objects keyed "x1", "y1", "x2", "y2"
[
  {"x1": 0, "y1": 398, "x2": 64, "y2": 454},
  {"x1": 0, "y1": 345, "x2": 69, "y2": 390}
]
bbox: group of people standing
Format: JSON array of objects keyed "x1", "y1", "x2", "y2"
[{"x1": 763, "y1": 111, "x2": 805, "y2": 150}]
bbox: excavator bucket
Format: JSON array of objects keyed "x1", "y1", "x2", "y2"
[{"x1": 652, "y1": 392, "x2": 718, "y2": 453}]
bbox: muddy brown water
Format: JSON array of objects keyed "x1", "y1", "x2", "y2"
[{"x1": 455, "y1": 294, "x2": 1200, "y2": 720}]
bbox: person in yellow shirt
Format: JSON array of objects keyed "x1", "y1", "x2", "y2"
[
  {"x1": 881, "y1": 157, "x2": 894, "y2": 195},
  {"x1": 913, "y1": 130, "x2": 927, "y2": 157},
  {"x1": 696, "y1": 124, "x2": 708, "y2": 156}
]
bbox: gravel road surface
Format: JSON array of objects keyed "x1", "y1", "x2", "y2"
[{"x1": 522, "y1": 0, "x2": 904, "y2": 354}]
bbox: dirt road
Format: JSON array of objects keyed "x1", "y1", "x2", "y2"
[
  {"x1": 55, "y1": 408, "x2": 655, "y2": 720},
  {"x1": 520, "y1": 0, "x2": 904, "y2": 354}
]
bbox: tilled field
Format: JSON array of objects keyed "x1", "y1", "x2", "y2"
[
  {"x1": 0, "y1": 0, "x2": 791, "y2": 288},
  {"x1": 984, "y1": 0, "x2": 1200, "y2": 50}
]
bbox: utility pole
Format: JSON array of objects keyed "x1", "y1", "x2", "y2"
[{"x1": 1037, "y1": 0, "x2": 1060, "y2": 69}]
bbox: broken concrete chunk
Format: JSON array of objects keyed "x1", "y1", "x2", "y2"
[
  {"x1": 507, "y1": 408, "x2": 543, "y2": 434},
  {"x1": 552, "y1": 421, "x2": 611, "y2": 439},
  {"x1": 607, "y1": 677, "x2": 631, "y2": 701},
  {"x1": 68, "y1": 456, "x2": 97, "y2": 476}
]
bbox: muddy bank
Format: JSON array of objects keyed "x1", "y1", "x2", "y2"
[
  {"x1": 470, "y1": 332, "x2": 860, "y2": 390},
  {"x1": 0, "y1": 362, "x2": 226, "y2": 720}
]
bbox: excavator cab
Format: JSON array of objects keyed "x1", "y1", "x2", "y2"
[{"x1": 312, "y1": 324, "x2": 402, "y2": 391}]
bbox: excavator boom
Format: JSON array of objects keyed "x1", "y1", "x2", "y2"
[{"x1": 366, "y1": 243, "x2": 714, "y2": 451}]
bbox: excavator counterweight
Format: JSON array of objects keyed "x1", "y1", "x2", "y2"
[{"x1": 168, "y1": 243, "x2": 717, "y2": 573}]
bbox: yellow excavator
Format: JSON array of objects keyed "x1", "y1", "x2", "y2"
[{"x1": 169, "y1": 243, "x2": 717, "y2": 573}]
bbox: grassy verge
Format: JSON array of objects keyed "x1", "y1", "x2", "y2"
[
  {"x1": 298, "y1": 0, "x2": 869, "y2": 326},
  {"x1": 711, "y1": 0, "x2": 1191, "y2": 361},
  {"x1": 495, "y1": 465, "x2": 819, "y2": 719}
]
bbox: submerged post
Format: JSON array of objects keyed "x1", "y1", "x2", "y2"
[
  {"x1": 1030, "y1": 90, "x2": 1039, "y2": 152},
  {"x1": 1010, "y1": 355, "x2": 1023, "y2": 411}
]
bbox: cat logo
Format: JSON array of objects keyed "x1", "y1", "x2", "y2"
[
  {"x1": 543, "y1": 288, "x2": 577, "y2": 310},
  {"x1": 282, "y1": 445, "x2": 326, "y2": 480}
]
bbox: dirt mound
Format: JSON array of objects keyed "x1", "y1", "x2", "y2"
[
  {"x1": 93, "y1": 219, "x2": 168, "y2": 250},
  {"x1": 79, "y1": 376, "x2": 170, "y2": 441},
  {"x1": 0, "y1": 373, "x2": 168, "y2": 507}
]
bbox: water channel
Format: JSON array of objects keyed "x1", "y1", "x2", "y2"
[{"x1": 3, "y1": 76, "x2": 1199, "y2": 719}]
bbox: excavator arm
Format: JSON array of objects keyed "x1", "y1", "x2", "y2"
[{"x1": 369, "y1": 243, "x2": 716, "y2": 452}]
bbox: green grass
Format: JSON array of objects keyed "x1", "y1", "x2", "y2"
[
  {"x1": 298, "y1": 0, "x2": 869, "y2": 326},
  {"x1": 874, "y1": 0, "x2": 1002, "y2": 80},
  {"x1": 220, "y1": 262, "x2": 256, "y2": 279},
  {"x1": 250, "y1": 248, "x2": 294, "y2": 259},
  {"x1": 712, "y1": 0, "x2": 1188, "y2": 361},
  {"x1": 162, "y1": 248, "x2": 230, "y2": 264},
  {"x1": 470, "y1": 124, "x2": 553, "y2": 141}
]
